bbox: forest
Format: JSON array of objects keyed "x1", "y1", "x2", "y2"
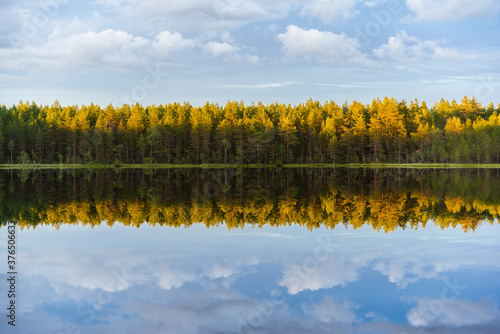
[
  {"x1": 0, "y1": 97, "x2": 499, "y2": 164},
  {"x1": 0, "y1": 168, "x2": 499, "y2": 232}
]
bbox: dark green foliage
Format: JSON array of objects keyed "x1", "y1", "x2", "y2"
[
  {"x1": 1, "y1": 168, "x2": 500, "y2": 232},
  {"x1": 0, "y1": 97, "x2": 499, "y2": 164}
]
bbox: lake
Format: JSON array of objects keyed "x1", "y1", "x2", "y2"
[{"x1": 1, "y1": 168, "x2": 500, "y2": 333}]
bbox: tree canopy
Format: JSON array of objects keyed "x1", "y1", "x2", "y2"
[{"x1": 1, "y1": 97, "x2": 499, "y2": 164}]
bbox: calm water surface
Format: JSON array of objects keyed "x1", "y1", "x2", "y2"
[{"x1": 0, "y1": 168, "x2": 499, "y2": 333}]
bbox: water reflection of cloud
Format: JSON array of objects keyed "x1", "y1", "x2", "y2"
[
  {"x1": 153, "y1": 263, "x2": 198, "y2": 289},
  {"x1": 23, "y1": 249, "x2": 134, "y2": 291},
  {"x1": 21, "y1": 246, "x2": 261, "y2": 294},
  {"x1": 373, "y1": 245, "x2": 500, "y2": 288},
  {"x1": 373, "y1": 258, "x2": 437, "y2": 288},
  {"x1": 17, "y1": 309, "x2": 73, "y2": 334},
  {"x1": 206, "y1": 262, "x2": 238, "y2": 279},
  {"x1": 278, "y1": 252, "x2": 377, "y2": 294},
  {"x1": 301, "y1": 297, "x2": 360, "y2": 324},
  {"x1": 99, "y1": 291, "x2": 291, "y2": 334},
  {"x1": 14, "y1": 224, "x2": 500, "y2": 334},
  {"x1": 407, "y1": 298, "x2": 500, "y2": 327}
]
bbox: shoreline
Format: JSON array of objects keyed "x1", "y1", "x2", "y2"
[{"x1": 1, "y1": 163, "x2": 500, "y2": 169}]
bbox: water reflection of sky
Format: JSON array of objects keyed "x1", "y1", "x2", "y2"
[{"x1": 2, "y1": 222, "x2": 500, "y2": 334}]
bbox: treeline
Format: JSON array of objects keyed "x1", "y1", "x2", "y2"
[
  {"x1": 1, "y1": 168, "x2": 499, "y2": 232},
  {"x1": 0, "y1": 97, "x2": 499, "y2": 164}
]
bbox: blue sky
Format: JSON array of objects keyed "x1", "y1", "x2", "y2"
[{"x1": 0, "y1": 0, "x2": 499, "y2": 107}]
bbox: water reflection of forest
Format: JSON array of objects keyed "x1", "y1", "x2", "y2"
[{"x1": 1, "y1": 168, "x2": 499, "y2": 232}]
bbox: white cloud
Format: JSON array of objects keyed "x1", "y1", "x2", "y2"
[
  {"x1": 373, "y1": 30, "x2": 469, "y2": 63},
  {"x1": 213, "y1": 0, "x2": 276, "y2": 21},
  {"x1": 363, "y1": 0, "x2": 388, "y2": 7},
  {"x1": 300, "y1": 0, "x2": 360, "y2": 22},
  {"x1": 154, "y1": 31, "x2": 198, "y2": 56},
  {"x1": 94, "y1": 0, "x2": 288, "y2": 31},
  {"x1": 245, "y1": 54, "x2": 260, "y2": 65},
  {"x1": 407, "y1": 298, "x2": 500, "y2": 327},
  {"x1": 204, "y1": 41, "x2": 237, "y2": 58},
  {"x1": 47, "y1": 18, "x2": 90, "y2": 40},
  {"x1": 406, "y1": 0, "x2": 500, "y2": 21},
  {"x1": 203, "y1": 41, "x2": 260, "y2": 64},
  {"x1": 5, "y1": 29, "x2": 148, "y2": 71},
  {"x1": 1, "y1": 24, "x2": 260, "y2": 73},
  {"x1": 277, "y1": 25, "x2": 375, "y2": 67},
  {"x1": 302, "y1": 297, "x2": 360, "y2": 323},
  {"x1": 1, "y1": 29, "x2": 198, "y2": 73}
]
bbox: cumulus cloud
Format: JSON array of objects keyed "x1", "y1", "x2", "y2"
[
  {"x1": 1, "y1": 29, "x2": 198, "y2": 72},
  {"x1": 1, "y1": 24, "x2": 262, "y2": 73},
  {"x1": 4, "y1": 29, "x2": 146, "y2": 71},
  {"x1": 1, "y1": 0, "x2": 71, "y2": 48},
  {"x1": 154, "y1": 31, "x2": 198, "y2": 55},
  {"x1": 300, "y1": 0, "x2": 360, "y2": 22},
  {"x1": 373, "y1": 30, "x2": 470, "y2": 63},
  {"x1": 407, "y1": 298, "x2": 500, "y2": 327},
  {"x1": 406, "y1": 0, "x2": 500, "y2": 21},
  {"x1": 363, "y1": 0, "x2": 388, "y2": 7},
  {"x1": 94, "y1": 0, "x2": 288, "y2": 31},
  {"x1": 204, "y1": 41, "x2": 237, "y2": 58},
  {"x1": 203, "y1": 41, "x2": 260, "y2": 64},
  {"x1": 277, "y1": 25, "x2": 375, "y2": 67}
]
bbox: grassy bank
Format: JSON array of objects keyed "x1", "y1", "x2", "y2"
[
  {"x1": 337, "y1": 163, "x2": 500, "y2": 169},
  {"x1": 1, "y1": 163, "x2": 500, "y2": 169}
]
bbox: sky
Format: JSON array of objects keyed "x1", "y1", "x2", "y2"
[{"x1": 0, "y1": 0, "x2": 499, "y2": 108}]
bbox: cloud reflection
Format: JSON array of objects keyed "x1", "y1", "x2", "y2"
[
  {"x1": 407, "y1": 298, "x2": 500, "y2": 327},
  {"x1": 278, "y1": 252, "x2": 376, "y2": 294},
  {"x1": 301, "y1": 297, "x2": 360, "y2": 324},
  {"x1": 14, "y1": 224, "x2": 500, "y2": 334}
]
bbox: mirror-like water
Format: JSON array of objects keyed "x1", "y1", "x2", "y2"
[
  {"x1": 1, "y1": 168, "x2": 500, "y2": 231},
  {"x1": 1, "y1": 168, "x2": 499, "y2": 333}
]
